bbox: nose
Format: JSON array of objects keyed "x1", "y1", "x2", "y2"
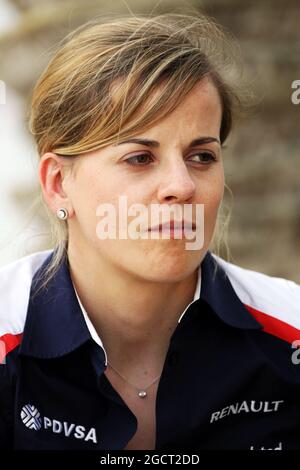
[{"x1": 156, "y1": 156, "x2": 196, "y2": 203}]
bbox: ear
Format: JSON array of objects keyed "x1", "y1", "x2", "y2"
[{"x1": 38, "y1": 152, "x2": 74, "y2": 218}]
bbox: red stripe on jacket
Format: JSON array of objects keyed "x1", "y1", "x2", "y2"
[
  {"x1": 245, "y1": 304, "x2": 300, "y2": 345},
  {"x1": 0, "y1": 333, "x2": 23, "y2": 363}
]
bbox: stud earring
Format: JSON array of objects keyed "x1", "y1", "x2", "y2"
[{"x1": 56, "y1": 208, "x2": 69, "y2": 220}]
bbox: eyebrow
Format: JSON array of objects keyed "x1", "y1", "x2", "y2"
[{"x1": 114, "y1": 136, "x2": 221, "y2": 148}]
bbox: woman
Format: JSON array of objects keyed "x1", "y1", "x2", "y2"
[{"x1": 0, "y1": 12, "x2": 300, "y2": 451}]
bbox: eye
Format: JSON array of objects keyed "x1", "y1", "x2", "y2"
[
  {"x1": 188, "y1": 152, "x2": 217, "y2": 164},
  {"x1": 124, "y1": 153, "x2": 154, "y2": 166},
  {"x1": 123, "y1": 151, "x2": 217, "y2": 167}
]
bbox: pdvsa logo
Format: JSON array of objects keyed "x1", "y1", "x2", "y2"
[
  {"x1": 20, "y1": 404, "x2": 98, "y2": 444},
  {"x1": 21, "y1": 404, "x2": 42, "y2": 430}
]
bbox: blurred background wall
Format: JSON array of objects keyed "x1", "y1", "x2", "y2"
[{"x1": 0, "y1": 0, "x2": 299, "y2": 282}]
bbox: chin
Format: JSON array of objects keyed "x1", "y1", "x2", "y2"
[{"x1": 135, "y1": 254, "x2": 200, "y2": 284}]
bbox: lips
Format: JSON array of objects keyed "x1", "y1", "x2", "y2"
[{"x1": 148, "y1": 220, "x2": 196, "y2": 231}]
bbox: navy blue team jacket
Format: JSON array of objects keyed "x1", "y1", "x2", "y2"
[{"x1": 0, "y1": 248, "x2": 300, "y2": 450}]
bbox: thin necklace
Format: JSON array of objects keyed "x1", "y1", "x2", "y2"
[{"x1": 107, "y1": 361, "x2": 161, "y2": 398}]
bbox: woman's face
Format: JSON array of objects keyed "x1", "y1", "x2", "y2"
[{"x1": 61, "y1": 78, "x2": 224, "y2": 282}]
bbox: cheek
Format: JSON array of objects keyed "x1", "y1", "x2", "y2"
[
  {"x1": 199, "y1": 170, "x2": 224, "y2": 212},
  {"x1": 198, "y1": 173, "x2": 224, "y2": 244},
  {"x1": 69, "y1": 175, "x2": 109, "y2": 240},
  {"x1": 74, "y1": 172, "x2": 116, "y2": 212},
  {"x1": 212, "y1": 173, "x2": 225, "y2": 209}
]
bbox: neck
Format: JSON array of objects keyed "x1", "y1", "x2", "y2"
[{"x1": 67, "y1": 240, "x2": 199, "y2": 372}]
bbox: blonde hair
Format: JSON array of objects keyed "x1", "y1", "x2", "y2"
[{"x1": 28, "y1": 11, "x2": 245, "y2": 289}]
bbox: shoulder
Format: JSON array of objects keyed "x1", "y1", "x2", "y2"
[
  {"x1": 212, "y1": 253, "x2": 300, "y2": 339},
  {"x1": 0, "y1": 249, "x2": 53, "y2": 340},
  {"x1": 0, "y1": 250, "x2": 53, "y2": 448}
]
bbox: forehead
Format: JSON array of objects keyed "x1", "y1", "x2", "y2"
[
  {"x1": 110, "y1": 77, "x2": 222, "y2": 138},
  {"x1": 162, "y1": 78, "x2": 222, "y2": 122}
]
